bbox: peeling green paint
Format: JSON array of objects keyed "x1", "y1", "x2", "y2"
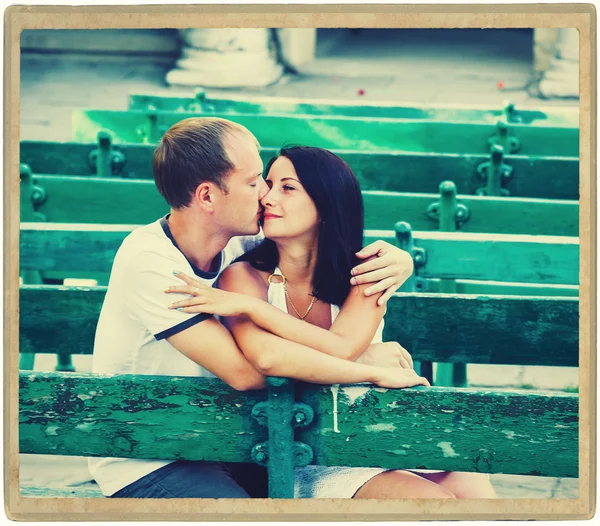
[
  {"x1": 19, "y1": 372, "x2": 267, "y2": 462},
  {"x1": 298, "y1": 384, "x2": 578, "y2": 477}
]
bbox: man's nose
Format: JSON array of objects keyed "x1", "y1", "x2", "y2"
[{"x1": 258, "y1": 179, "x2": 270, "y2": 201}]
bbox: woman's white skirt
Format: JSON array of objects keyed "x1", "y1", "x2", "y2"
[{"x1": 294, "y1": 465, "x2": 445, "y2": 499}]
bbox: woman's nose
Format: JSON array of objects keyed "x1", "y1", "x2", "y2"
[{"x1": 260, "y1": 187, "x2": 275, "y2": 207}]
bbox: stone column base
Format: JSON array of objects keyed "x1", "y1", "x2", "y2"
[
  {"x1": 537, "y1": 28, "x2": 579, "y2": 99},
  {"x1": 166, "y1": 29, "x2": 284, "y2": 88}
]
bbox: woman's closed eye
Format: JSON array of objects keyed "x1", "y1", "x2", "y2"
[{"x1": 283, "y1": 185, "x2": 296, "y2": 191}]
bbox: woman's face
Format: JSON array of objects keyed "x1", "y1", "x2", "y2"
[{"x1": 261, "y1": 156, "x2": 320, "y2": 242}]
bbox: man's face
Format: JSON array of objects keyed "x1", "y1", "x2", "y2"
[{"x1": 216, "y1": 133, "x2": 268, "y2": 236}]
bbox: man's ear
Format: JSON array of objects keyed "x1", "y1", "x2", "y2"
[{"x1": 194, "y1": 182, "x2": 215, "y2": 212}]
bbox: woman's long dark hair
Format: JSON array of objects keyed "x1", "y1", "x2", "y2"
[{"x1": 237, "y1": 146, "x2": 365, "y2": 306}]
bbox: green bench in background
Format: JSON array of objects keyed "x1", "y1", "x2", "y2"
[
  {"x1": 71, "y1": 109, "x2": 579, "y2": 157},
  {"x1": 128, "y1": 91, "x2": 579, "y2": 127},
  {"x1": 19, "y1": 285, "x2": 578, "y2": 369},
  {"x1": 19, "y1": 222, "x2": 579, "y2": 377},
  {"x1": 21, "y1": 137, "x2": 579, "y2": 199},
  {"x1": 20, "y1": 222, "x2": 580, "y2": 294},
  {"x1": 20, "y1": 166, "x2": 579, "y2": 237}
]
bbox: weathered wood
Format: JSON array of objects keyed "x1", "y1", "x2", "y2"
[
  {"x1": 29, "y1": 175, "x2": 579, "y2": 236},
  {"x1": 21, "y1": 224, "x2": 580, "y2": 287},
  {"x1": 72, "y1": 110, "x2": 580, "y2": 157},
  {"x1": 20, "y1": 223, "x2": 134, "y2": 273},
  {"x1": 129, "y1": 92, "x2": 580, "y2": 127},
  {"x1": 424, "y1": 279, "x2": 579, "y2": 297},
  {"x1": 21, "y1": 140, "x2": 580, "y2": 199},
  {"x1": 19, "y1": 286, "x2": 105, "y2": 356},
  {"x1": 297, "y1": 384, "x2": 578, "y2": 477},
  {"x1": 19, "y1": 287, "x2": 578, "y2": 367},
  {"x1": 19, "y1": 372, "x2": 267, "y2": 461},
  {"x1": 383, "y1": 293, "x2": 578, "y2": 367},
  {"x1": 365, "y1": 229, "x2": 579, "y2": 285}
]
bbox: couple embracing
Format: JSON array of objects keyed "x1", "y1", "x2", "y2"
[{"x1": 89, "y1": 117, "x2": 496, "y2": 500}]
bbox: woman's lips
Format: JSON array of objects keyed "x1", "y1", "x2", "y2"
[{"x1": 263, "y1": 214, "x2": 281, "y2": 220}]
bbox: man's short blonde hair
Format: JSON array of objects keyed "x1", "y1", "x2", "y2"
[{"x1": 153, "y1": 117, "x2": 259, "y2": 209}]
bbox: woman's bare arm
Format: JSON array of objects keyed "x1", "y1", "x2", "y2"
[
  {"x1": 217, "y1": 262, "x2": 385, "y2": 361},
  {"x1": 215, "y1": 264, "x2": 426, "y2": 388},
  {"x1": 166, "y1": 260, "x2": 386, "y2": 361}
]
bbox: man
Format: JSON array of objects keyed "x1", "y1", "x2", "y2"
[{"x1": 88, "y1": 117, "x2": 415, "y2": 499}]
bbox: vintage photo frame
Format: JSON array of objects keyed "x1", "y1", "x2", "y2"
[{"x1": 4, "y1": 3, "x2": 596, "y2": 521}]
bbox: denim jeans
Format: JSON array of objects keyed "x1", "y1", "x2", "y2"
[{"x1": 110, "y1": 460, "x2": 268, "y2": 498}]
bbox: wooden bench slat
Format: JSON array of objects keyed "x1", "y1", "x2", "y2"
[
  {"x1": 362, "y1": 191, "x2": 578, "y2": 236},
  {"x1": 128, "y1": 93, "x2": 580, "y2": 127},
  {"x1": 426, "y1": 278, "x2": 579, "y2": 297},
  {"x1": 19, "y1": 372, "x2": 266, "y2": 462},
  {"x1": 298, "y1": 385, "x2": 578, "y2": 478},
  {"x1": 21, "y1": 224, "x2": 580, "y2": 286},
  {"x1": 19, "y1": 372, "x2": 579, "y2": 479},
  {"x1": 71, "y1": 110, "x2": 579, "y2": 157},
  {"x1": 19, "y1": 287, "x2": 578, "y2": 366},
  {"x1": 21, "y1": 141, "x2": 580, "y2": 199},
  {"x1": 383, "y1": 293, "x2": 578, "y2": 366},
  {"x1": 364, "y1": 230, "x2": 579, "y2": 285},
  {"x1": 29, "y1": 175, "x2": 579, "y2": 236}
]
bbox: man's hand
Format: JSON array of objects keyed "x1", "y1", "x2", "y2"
[
  {"x1": 356, "y1": 342, "x2": 414, "y2": 370},
  {"x1": 351, "y1": 240, "x2": 414, "y2": 305}
]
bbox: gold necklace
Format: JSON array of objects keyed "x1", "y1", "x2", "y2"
[{"x1": 268, "y1": 272, "x2": 317, "y2": 321}]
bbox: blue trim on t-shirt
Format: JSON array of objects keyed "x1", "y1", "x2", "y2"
[
  {"x1": 160, "y1": 214, "x2": 222, "y2": 280},
  {"x1": 155, "y1": 312, "x2": 212, "y2": 341}
]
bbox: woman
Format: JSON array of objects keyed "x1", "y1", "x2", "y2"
[{"x1": 166, "y1": 146, "x2": 496, "y2": 499}]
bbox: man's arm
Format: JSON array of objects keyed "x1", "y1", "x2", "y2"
[
  {"x1": 166, "y1": 319, "x2": 266, "y2": 391},
  {"x1": 166, "y1": 263, "x2": 385, "y2": 361},
  {"x1": 123, "y1": 250, "x2": 265, "y2": 391}
]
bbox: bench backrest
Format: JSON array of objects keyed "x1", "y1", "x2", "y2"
[
  {"x1": 24, "y1": 173, "x2": 579, "y2": 236},
  {"x1": 364, "y1": 228, "x2": 579, "y2": 286},
  {"x1": 20, "y1": 223, "x2": 580, "y2": 287},
  {"x1": 19, "y1": 371, "x2": 578, "y2": 478},
  {"x1": 128, "y1": 92, "x2": 580, "y2": 127},
  {"x1": 19, "y1": 285, "x2": 578, "y2": 367},
  {"x1": 72, "y1": 109, "x2": 579, "y2": 157},
  {"x1": 21, "y1": 140, "x2": 580, "y2": 199}
]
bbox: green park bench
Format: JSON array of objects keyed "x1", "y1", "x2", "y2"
[
  {"x1": 19, "y1": 284, "x2": 578, "y2": 498},
  {"x1": 20, "y1": 137, "x2": 579, "y2": 199},
  {"x1": 20, "y1": 165, "x2": 579, "y2": 237},
  {"x1": 71, "y1": 109, "x2": 579, "y2": 157},
  {"x1": 18, "y1": 215, "x2": 579, "y2": 497},
  {"x1": 20, "y1": 223, "x2": 580, "y2": 296},
  {"x1": 128, "y1": 91, "x2": 580, "y2": 127},
  {"x1": 19, "y1": 221, "x2": 579, "y2": 371}
]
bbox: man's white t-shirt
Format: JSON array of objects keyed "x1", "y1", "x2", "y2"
[{"x1": 88, "y1": 216, "x2": 263, "y2": 496}]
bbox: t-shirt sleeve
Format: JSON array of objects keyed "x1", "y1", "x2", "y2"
[
  {"x1": 123, "y1": 250, "x2": 211, "y2": 340},
  {"x1": 223, "y1": 230, "x2": 265, "y2": 265}
]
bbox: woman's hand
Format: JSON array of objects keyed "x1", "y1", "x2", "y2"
[
  {"x1": 372, "y1": 367, "x2": 430, "y2": 389},
  {"x1": 356, "y1": 342, "x2": 414, "y2": 370},
  {"x1": 351, "y1": 241, "x2": 414, "y2": 306},
  {"x1": 165, "y1": 271, "x2": 256, "y2": 317}
]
